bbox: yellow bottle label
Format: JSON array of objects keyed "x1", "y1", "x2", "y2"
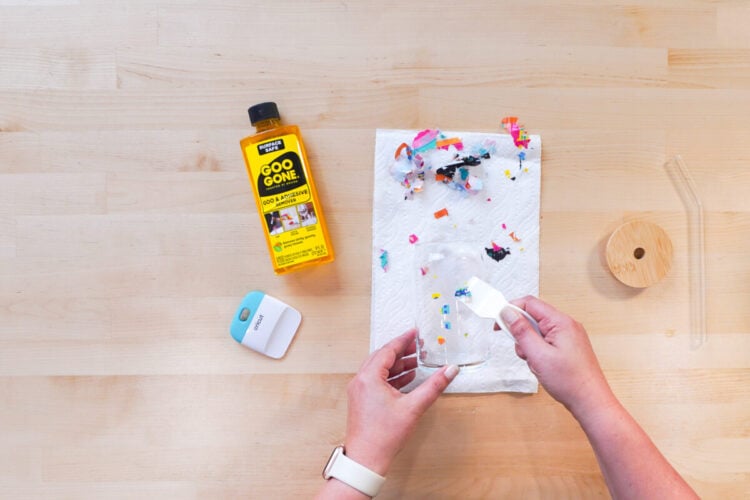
[{"x1": 245, "y1": 133, "x2": 330, "y2": 268}]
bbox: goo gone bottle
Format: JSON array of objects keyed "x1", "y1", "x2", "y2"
[{"x1": 240, "y1": 102, "x2": 334, "y2": 274}]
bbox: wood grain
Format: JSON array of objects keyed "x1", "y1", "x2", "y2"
[
  {"x1": 606, "y1": 220, "x2": 674, "y2": 288},
  {"x1": 1, "y1": 1, "x2": 749, "y2": 498}
]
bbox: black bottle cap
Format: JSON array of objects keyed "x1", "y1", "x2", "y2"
[{"x1": 248, "y1": 102, "x2": 280, "y2": 125}]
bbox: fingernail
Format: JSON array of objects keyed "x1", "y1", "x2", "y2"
[
  {"x1": 500, "y1": 306, "x2": 519, "y2": 327},
  {"x1": 444, "y1": 364, "x2": 460, "y2": 380}
]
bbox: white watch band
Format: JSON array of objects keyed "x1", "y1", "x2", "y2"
[{"x1": 322, "y1": 445, "x2": 386, "y2": 497}]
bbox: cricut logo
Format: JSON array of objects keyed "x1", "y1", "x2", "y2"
[{"x1": 253, "y1": 314, "x2": 264, "y2": 331}]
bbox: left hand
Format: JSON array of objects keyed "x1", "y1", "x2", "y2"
[{"x1": 343, "y1": 328, "x2": 459, "y2": 475}]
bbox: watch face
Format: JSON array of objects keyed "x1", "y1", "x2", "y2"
[{"x1": 322, "y1": 445, "x2": 345, "y2": 479}]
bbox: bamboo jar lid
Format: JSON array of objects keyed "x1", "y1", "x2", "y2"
[{"x1": 606, "y1": 221, "x2": 673, "y2": 288}]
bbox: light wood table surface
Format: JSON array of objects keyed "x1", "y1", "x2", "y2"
[{"x1": 2, "y1": 1, "x2": 749, "y2": 498}]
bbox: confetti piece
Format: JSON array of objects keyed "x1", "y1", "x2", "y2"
[
  {"x1": 464, "y1": 332, "x2": 469, "y2": 338},
  {"x1": 394, "y1": 142, "x2": 413, "y2": 161},
  {"x1": 420, "y1": 266, "x2": 429, "y2": 276},
  {"x1": 432, "y1": 293, "x2": 441, "y2": 299},
  {"x1": 409, "y1": 234, "x2": 419, "y2": 244},
  {"x1": 379, "y1": 249, "x2": 389, "y2": 272},
  {"x1": 454, "y1": 287, "x2": 471, "y2": 298},
  {"x1": 412, "y1": 129, "x2": 439, "y2": 153},
  {"x1": 443, "y1": 321, "x2": 452, "y2": 330},
  {"x1": 437, "y1": 336, "x2": 446, "y2": 345},
  {"x1": 436, "y1": 136, "x2": 463, "y2": 150},
  {"x1": 474, "y1": 139, "x2": 497, "y2": 157},
  {"x1": 441, "y1": 304, "x2": 450, "y2": 314},
  {"x1": 501, "y1": 116, "x2": 531, "y2": 149},
  {"x1": 434, "y1": 207, "x2": 449, "y2": 219},
  {"x1": 502, "y1": 223, "x2": 507, "y2": 230},
  {"x1": 486, "y1": 245, "x2": 511, "y2": 262},
  {"x1": 509, "y1": 231, "x2": 521, "y2": 242}
]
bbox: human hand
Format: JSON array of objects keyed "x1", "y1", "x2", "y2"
[
  {"x1": 498, "y1": 297, "x2": 615, "y2": 418},
  {"x1": 343, "y1": 329, "x2": 459, "y2": 475}
]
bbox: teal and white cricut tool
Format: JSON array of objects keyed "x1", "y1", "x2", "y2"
[
  {"x1": 464, "y1": 276, "x2": 542, "y2": 338},
  {"x1": 230, "y1": 291, "x2": 301, "y2": 359}
]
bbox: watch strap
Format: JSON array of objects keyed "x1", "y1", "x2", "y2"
[{"x1": 323, "y1": 446, "x2": 385, "y2": 497}]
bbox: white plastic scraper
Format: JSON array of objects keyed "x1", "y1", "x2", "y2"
[{"x1": 465, "y1": 276, "x2": 542, "y2": 338}]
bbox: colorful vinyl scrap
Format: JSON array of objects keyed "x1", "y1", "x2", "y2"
[
  {"x1": 501, "y1": 117, "x2": 530, "y2": 149},
  {"x1": 486, "y1": 242, "x2": 511, "y2": 262},
  {"x1": 501, "y1": 116, "x2": 532, "y2": 176},
  {"x1": 379, "y1": 249, "x2": 389, "y2": 271},
  {"x1": 390, "y1": 129, "x2": 489, "y2": 198},
  {"x1": 434, "y1": 207, "x2": 449, "y2": 219},
  {"x1": 412, "y1": 129, "x2": 439, "y2": 153}
]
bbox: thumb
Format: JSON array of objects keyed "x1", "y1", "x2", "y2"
[
  {"x1": 409, "y1": 365, "x2": 459, "y2": 414},
  {"x1": 501, "y1": 306, "x2": 549, "y2": 357}
]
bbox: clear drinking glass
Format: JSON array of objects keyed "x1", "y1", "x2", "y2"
[{"x1": 413, "y1": 241, "x2": 494, "y2": 368}]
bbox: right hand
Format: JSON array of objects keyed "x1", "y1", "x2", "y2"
[{"x1": 498, "y1": 296, "x2": 615, "y2": 417}]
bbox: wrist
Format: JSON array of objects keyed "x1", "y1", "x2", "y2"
[
  {"x1": 568, "y1": 383, "x2": 620, "y2": 426},
  {"x1": 343, "y1": 440, "x2": 393, "y2": 476}
]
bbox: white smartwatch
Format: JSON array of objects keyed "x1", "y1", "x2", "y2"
[{"x1": 322, "y1": 445, "x2": 386, "y2": 497}]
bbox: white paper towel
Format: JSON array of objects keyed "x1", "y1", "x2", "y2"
[{"x1": 370, "y1": 129, "x2": 542, "y2": 393}]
